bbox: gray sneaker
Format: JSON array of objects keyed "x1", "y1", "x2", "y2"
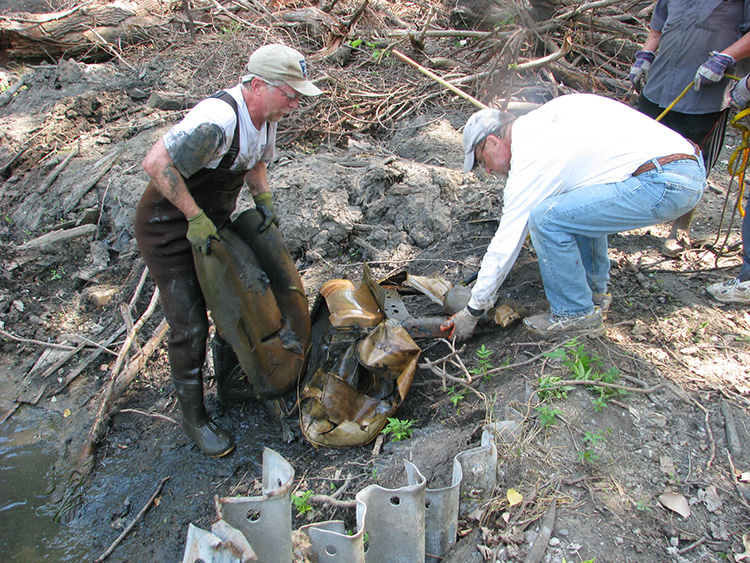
[
  {"x1": 706, "y1": 278, "x2": 750, "y2": 304},
  {"x1": 524, "y1": 309, "x2": 604, "y2": 337},
  {"x1": 593, "y1": 293, "x2": 611, "y2": 317}
]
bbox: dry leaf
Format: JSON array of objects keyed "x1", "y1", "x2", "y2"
[
  {"x1": 507, "y1": 489, "x2": 522, "y2": 507},
  {"x1": 658, "y1": 492, "x2": 690, "y2": 518},
  {"x1": 501, "y1": 511, "x2": 510, "y2": 523},
  {"x1": 63, "y1": 408, "x2": 71, "y2": 418}
]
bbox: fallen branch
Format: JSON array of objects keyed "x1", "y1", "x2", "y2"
[
  {"x1": 94, "y1": 476, "x2": 170, "y2": 562},
  {"x1": 0, "y1": 327, "x2": 77, "y2": 350},
  {"x1": 55, "y1": 288, "x2": 162, "y2": 522},
  {"x1": 0, "y1": 72, "x2": 31, "y2": 107}
]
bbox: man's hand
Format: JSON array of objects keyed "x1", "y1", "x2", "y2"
[
  {"x1": 440, "y1": 307, "x2": 480, "y2": 343},
  {"x1": 187, "y1": 210, "x2": 218, "y2": 255},
  {"x1": 731, "y1": 75, "x2": 750, "y2": 108},
  {"x1": 629, "y1": 51, "x2": 655, "y2": 93},
  {"x1": 694, "y1": 51, "x2": 735, "y2": 90},
  {"x1": 254, "y1": 192, "x2": 279, "y2": 232}
]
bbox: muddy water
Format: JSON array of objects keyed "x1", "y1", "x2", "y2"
[{"x1": 0, "y1": 420, "x2": 89, "y2": 561}]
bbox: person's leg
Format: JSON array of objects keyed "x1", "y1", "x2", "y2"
[
  {"x1": 637, "y1": 95, "x2": 725, "y2": 257},
  {"x1": 157, "y1": 271, "x2": 235, "y2": 457},
  {"x1": 706, "y1": 198, "x2": 750, "y2": 303},
  {"x1": 528, "y1": 159, "x2": 705, "y2": 318}
]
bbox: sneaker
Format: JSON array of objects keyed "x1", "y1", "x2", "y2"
[
  {"x1": 524, "y1": 309, "x2": 604, "y2": 337},
  {"x1": 593, "y1": 293, "x2": 611, "y2": 317},
  {"x1": 706, "y1": 278, "x2": 750, "y2": 304}
]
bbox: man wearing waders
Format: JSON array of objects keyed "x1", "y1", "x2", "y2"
[{"x1": 134, "y1": 44, "x2": 322, "y2": 457}]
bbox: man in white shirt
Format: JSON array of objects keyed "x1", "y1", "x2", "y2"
[
  {"x1": 441, "y1": 94, "x2": 706, "y2": 340},
  {"x1": 134, "y1": 44, "x2": 321, "y2": 456}
]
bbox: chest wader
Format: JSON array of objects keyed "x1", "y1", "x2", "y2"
[{"x1": 133, "y1": 91, "x2": 243, "y2": 457}]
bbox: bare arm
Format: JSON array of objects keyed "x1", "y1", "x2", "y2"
[
  {"x1": 142, "y1": 138, "x2": 201, "y2": 219},
  {"x1": 721, "y1": 31, "x2": 750, "y2": 64},
  {"x1": 244, "y1": 161, "x2": 270, "y2": 196},
  {"x1": 641, "y1": 28, "x2": 661, "y2": 53}
]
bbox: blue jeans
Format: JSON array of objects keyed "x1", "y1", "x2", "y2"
[
  {"x1": 528, "y1": 158, "x2": 706, "y2": 317},
  {"x1": 741, "y1": 195, "x2": 750, "y2": 281}
]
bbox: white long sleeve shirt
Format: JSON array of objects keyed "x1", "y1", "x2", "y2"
[{"x1": 467, "y1": 93, "x2": 695, "y2": 311}]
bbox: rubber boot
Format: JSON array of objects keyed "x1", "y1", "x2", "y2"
[
  {"x1": 173, "y1": 377, "x2": 235, "y2": 457},
  {"x1": 212, "y1": 336, "x2": 257, "y2": 404}
]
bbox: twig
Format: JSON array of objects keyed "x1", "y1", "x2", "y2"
[
  {"x1": 94, "y1": 476, "x2": 170, "y2": 562},
  {"x1": 115, "y1": 408, "x2": 177, "y2": 424},
  {"x1": 0, "y1": 327, "x2": 77, "y2": 351},
  {"x1": 56, "y1": 289, "x2": 161, "y2": 521}
]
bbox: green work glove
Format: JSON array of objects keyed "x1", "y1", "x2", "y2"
[
  {"x1": 186, "y1": 210, "x2": 218, "y2": 255},
  {"x1": 254, "y1": 192, "x2": 279, "y2": 232}
]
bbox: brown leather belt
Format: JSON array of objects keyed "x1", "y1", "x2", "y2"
[{"x1": 633, "y1": 153, "x2": 698, "y2": 176}]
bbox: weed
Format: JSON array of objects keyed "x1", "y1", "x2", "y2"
[
  {"x1": 534, "y1": 404, "x2": 563, "y2": 428},
  {"x1": 447, "y1": 385, "x2": 467, "y2": 411},
  {"x1": 291, "y1": 490, "x2": 314, "y2": 515},
  {"x1": 577, "y1": 431, "x2": 605, "y2": 464},
  {"x1": 542, "y1": 339, "x2": 625, "y2": 410},
  {"x1": 468, "y1": 344, "x2": 494, "y2": 381},
  {"x1": 633, "y1": 500, "x2": 652, "y2": 512},
  {"x1": 381, "y1": 417, "x2": 415, "y2": 441},
  {"x1": 49, "y1": 266, "x2": 66, "y2": 281},
  {"x1": 538, "y1": 375, "x2": 573, "y2": 400}
]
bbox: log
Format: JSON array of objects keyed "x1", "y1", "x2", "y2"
[{"x1": 0, "y1": 1, "x2": 166, "y2": 61}]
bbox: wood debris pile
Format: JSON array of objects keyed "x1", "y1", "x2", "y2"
[{"x1": 1, "y1": 0, "x2": 655, "y2": 144}]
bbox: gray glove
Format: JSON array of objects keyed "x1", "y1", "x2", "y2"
[
  {"x1": 731, "y1": 75, "x2": 750, "y2": 108},
  {"x1": 440, "y1": 307, "x2": 480, "y2": 343}
]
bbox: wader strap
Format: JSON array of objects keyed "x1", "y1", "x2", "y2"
[{"x1": 209, "y1": 90, "x2": 241, "y2": 181}]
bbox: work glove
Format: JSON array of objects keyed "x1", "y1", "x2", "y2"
[
  {"x1": 440, "y1": 307, "x2": 480, "y2": 343},
  {"x1": 186, "y1": 209, "x2": 218, "y2": 255},
  {"x1": 254, "y1": 192, "x2": 279, "y2": 232},
  {"x1": 694, "y1": 51, "x2": 735, "y2": 91},
  {"x1": 629, "y1": 51, "x2": 655, "y2": 93},
  {"x1": 731, "y1": 75, "x2": 750, "y2": 108}
]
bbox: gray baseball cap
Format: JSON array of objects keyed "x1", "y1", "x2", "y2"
[
  {"x1": 463, "y1": 108, "x2": 507, "y2": 172},
  {"x1": 241, "y1": 44, "x2": 322, "y2": 97}
]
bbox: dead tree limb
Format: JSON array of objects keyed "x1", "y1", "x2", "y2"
[{"x1": 55, "y1": 288, "x2": 162, "y2": 522}]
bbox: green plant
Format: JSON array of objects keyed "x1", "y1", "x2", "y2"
[
  {"x1": 534, "y1": 405, "x2": 563, "y2": 428},
  {"x1": 468, "y1": 344, "x2": 494, "y2": 381},
  {"x1": 381, "y1": 417, "x2": 415, "y2": 441},
  {"x1": 577, "y1": 431, "x2": 605, "y2": 464},
  {"x1": 50, "y1": 266, "x2": 66, "y2": 281},
  {"x1": 447, "y1": 385, "x2": 467, "y2": 411},
  {"x1": 291, "y1": 490, "x2": 314, "y2": 515},
  {"x1": 543, "y1": 339, "x2": 625, "y2": 410}
]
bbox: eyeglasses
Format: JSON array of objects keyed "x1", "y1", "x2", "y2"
[{"x1": 260, "y1": 79, "x2": 300, "y2": 102}]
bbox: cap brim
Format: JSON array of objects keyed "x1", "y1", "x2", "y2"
[
  {"x1": 286, "y1": 79, "x2": 323, "y2": 97},
  {"x1": 463, "y1": 150, "x2": 475, "y2": 173}
]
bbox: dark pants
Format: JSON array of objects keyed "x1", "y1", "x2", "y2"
[
  {"x1": 637, "y1": 95, "x2": 729, "y2": 174},
  {"x1": 133, "y1": 169, "x2": 245, "y2": 386}
]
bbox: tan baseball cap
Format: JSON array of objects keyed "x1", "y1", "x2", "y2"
[
  {"x1": 241, "y1": 44, "x2": 322, "y2": 97},
  {"x1": 463, "y1": 108, "x2": 508, "y2": 172}
]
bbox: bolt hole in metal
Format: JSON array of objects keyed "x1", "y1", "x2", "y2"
[
  {"x1": 390, "y1": 495, "x2": 400, "y2": 506},
  {"x1": 325, "y1": 544, "x2": 337, "y2": 555},
  {"x1": 246, "y1": 509, "x2": 261, "y2": 522}
]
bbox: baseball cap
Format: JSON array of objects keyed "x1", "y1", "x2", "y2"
[
  {"x1": 241, "y1": 44, "x2": 322, "y2": 97},
  {"x1": 462, "y1": 108, "x2": 507, "y2": 172}
]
